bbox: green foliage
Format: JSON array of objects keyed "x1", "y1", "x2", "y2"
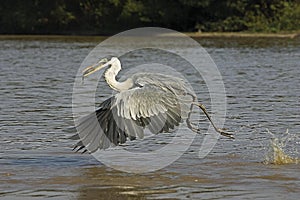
[
  {"x1": 0, "y1": 0, "x2": 299, "y2": 34},
  {"x1": 243, "y1": 0, "x2": 300, "y2": 32},
  {"x1": 198, "y1": 0, "x2": 300, "y2": 32}
]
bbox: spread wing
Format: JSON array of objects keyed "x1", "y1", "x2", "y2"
[{"x1": 73, "y1": 78, "x2": 192, "y2": 153}]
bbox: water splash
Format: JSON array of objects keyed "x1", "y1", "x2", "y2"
[{"x1": 264, "y1": 129, "x2": 299, "y2": 165}]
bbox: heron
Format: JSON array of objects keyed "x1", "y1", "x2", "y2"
[{"x1": 72, "y1": 57, "x2": 233, "y2": 153}]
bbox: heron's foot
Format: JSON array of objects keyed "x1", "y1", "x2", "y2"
[
  {"x1": 191, "y1": 127, "x2": 201, "y2": 134},
  {"x1": 215, "y1": 128, "x2": 235, "y2": 139},
  {"x1": 186, "y1": 119, "x2": 201, "y2": 134},
  {"x1": 190, "y1": 121, "x2": 199, "y2": 127}
]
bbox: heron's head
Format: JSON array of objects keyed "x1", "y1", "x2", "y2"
[{"x1": 82, "y1": 57, "x2": 120, "y2": 79}]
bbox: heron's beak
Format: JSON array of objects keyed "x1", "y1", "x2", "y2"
[{"x1": 82, "y1": 59, "x2": 109, "y2": 78}]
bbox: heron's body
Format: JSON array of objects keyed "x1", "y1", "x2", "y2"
[{"x1": 73, "y1": 57, "x2": 233, "y2": 153}]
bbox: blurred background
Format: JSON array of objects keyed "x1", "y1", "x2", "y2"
[{"x1": 0, "y1": 0, "x2": 299, "y2": 35}]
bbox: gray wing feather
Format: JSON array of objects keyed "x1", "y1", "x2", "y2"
[
  {"x1": 114, "y1": 85, "x2": 177, "y2": 120},
  {"x1": 72, "y1": 73, "x2": 193, "y2": 153}
]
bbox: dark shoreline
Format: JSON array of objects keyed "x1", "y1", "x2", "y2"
[{"x1": 0, "y1": 31, "x2": 299, "y2": 40}]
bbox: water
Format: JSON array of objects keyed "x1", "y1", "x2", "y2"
[
  {"x1": 0, "y1": 36, "x2": 299, "y2": 199},
  {"x1": 265, "y1": 129, "x2": 299, "y2": 165}
]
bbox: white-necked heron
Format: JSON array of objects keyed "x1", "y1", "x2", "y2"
[{"x1": 72, "y1": 57, "x2": 233, "y2": 153}]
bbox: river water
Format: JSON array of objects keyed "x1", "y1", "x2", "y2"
[{"x1": 0, "y1": 35, "x2": 299, "y2": 199}]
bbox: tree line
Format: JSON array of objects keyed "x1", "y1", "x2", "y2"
[{"x1": 0, "y1": 0, "x2": 299, "y2": 34}]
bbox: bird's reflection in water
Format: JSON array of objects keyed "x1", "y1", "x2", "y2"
[
  {"x1": 76, "y1": 186, "x2": 146, "y2": 200},
  {"x1": 75, "y1": 166, "x2": 182, "y2": 200},
  {"x1": 76, "y1": 166, "x2": 141, "y2": 200}
]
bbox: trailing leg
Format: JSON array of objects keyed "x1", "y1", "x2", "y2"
[{"x1": 192, "y1": 102, "x2": 234, "y2": 139}]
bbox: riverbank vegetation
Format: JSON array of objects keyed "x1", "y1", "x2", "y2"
[{"x1": 1, "y1": 0, "x2": 299, "y2": 35}]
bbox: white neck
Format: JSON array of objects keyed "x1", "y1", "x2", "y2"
[{"x1": 104, "y1": 61, "x2": 133, "y2": 92}]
